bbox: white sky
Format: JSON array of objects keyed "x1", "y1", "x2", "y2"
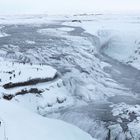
[{"x1": 0, "y1": 0, "x2": 140, "y2": 15}]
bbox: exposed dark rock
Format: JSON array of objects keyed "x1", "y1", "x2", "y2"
[
  {"x1": 72, "y1": 20, "x2": 82, "y2": 23},
  {"x1": 3, "y1": 94, "x2": 14, "y2": 100},
  {"x1": 57, "y1": 97, "x2": 66, "y2": 104},
  {"x1": 3, "y1": 88, "x2": 43, "y2": 100},
  {"x1": 6, "y1": 70, "x2": 15, "y2": 74},
  {"x1": 16, "y1": 88, "x2": 43, "y2": 96},
  {"x1": 135, "y1": 50, "x2": 138, "y2": 53},
  {"x1": 3, "y1": 73, "x2": 58, "y2": 89},
  {"x1": 47, "y1": 104, "x2": 53, "y2": 107},
  {"x1": 29, "y1": 88, "x2": 43, "y2": 94}
]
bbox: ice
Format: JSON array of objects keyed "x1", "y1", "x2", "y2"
[{"x1": 0, "y1": 13, "x2": 140, "y2": 139}]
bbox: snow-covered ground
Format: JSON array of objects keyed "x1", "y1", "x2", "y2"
[
  {"x1": 0, "y1": 100, "x2": 94, "y2": 140},
  {"x1": 0, "y1": 61, "x2": 57, "y2": 85},
  {"x1": 0, "y1": 13, "x2": 140, "y2": 140},
  {"x1": 0, "y1": 14, "x2": 63, "y2": 24},
  {"x1": 0, "y1": 32, "x2": 9, "y2": 38},
  {"x1": 0, "y1": 60, "x2": 94, "y2": 140},
  {"x1": 63, "y1": 13, "x2": 140, "y2": 70},
  {"x1": 0, "y1": 60, "x2": 74, "y2": 114}
]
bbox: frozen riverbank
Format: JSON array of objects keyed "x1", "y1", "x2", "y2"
[{"x1": 0, "y1": 13, "x2": 140, "y2": 139}]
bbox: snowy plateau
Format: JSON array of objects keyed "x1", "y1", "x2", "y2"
[{"x1": 0, "y1": 13, "x2": 140, "y2": 140}]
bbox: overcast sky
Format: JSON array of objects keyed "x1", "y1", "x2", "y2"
[{"x1": 0, "y1": 0, "x2": 140, "y2": 15}]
